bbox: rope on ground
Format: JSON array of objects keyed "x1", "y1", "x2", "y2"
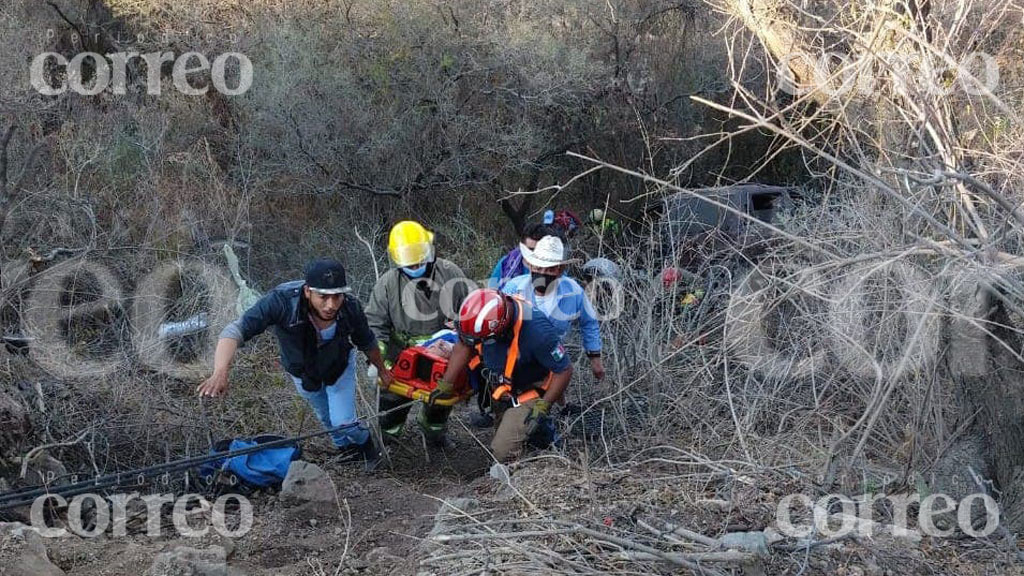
[{"x1": 0, "y1": 398, "x2": 418, "y2": 510}]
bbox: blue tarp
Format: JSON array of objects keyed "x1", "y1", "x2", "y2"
[{"x1": 198, "y1": 435, "x2": 301, "y2": 488}]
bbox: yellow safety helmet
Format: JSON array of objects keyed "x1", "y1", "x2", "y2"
[{"x1": 388, "y1": 221, "x2": 435, "y2": 267}]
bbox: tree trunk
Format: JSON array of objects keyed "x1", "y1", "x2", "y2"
[
  {"x1": 499, "y1": 195, "x2": 532, "y2": 237},
  {"x1": 723, "y1": 0, "x2": 830, "y2": 105},
  {"x1": 966, "y1": 299, "x2": 1024, "y2": 531}
]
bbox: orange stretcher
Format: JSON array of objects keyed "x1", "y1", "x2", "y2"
[{"x1": 380, "y1": 346, "x2": 471, "y2": 406}]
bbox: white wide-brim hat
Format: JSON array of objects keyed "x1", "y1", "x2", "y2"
[{"x1": 521, "y1": 235, "x2": 575, "y2": 268}]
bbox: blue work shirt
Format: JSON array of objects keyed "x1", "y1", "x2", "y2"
[
  {"x1": 468, "y1": 304, "x2": 571, "y2": 390},
  {"x1": 318, "y1": 323, "x2": 337, "y2": 341},
  {"x1": 502, "y1": 274, "x2": 602, "y2": 353}
]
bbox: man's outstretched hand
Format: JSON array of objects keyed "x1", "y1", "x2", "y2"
[
  {"x1": 378, "y1": 367, "x2": 395, "y2": 388},
  {"x1": 197, "y1": 371, "x2": 230, "y2": 398}
]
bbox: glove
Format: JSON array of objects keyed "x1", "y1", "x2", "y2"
[
  {"x1": 427, "y1": 379, "x2": 456, "y2": 406},
  {"x1": 522, "y1": 399, "x2": 551, "y2": 436}
]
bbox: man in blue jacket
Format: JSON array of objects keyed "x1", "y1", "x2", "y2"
[
  {"x1": 502, "y1": 235, "x2": 605, "y2": 381},
  {"x1": 488, "y1": 223, "x2": 560, "y2": 289},
  {"x1": 197, "y1": 259, "x2": 393, "y2": 470}
]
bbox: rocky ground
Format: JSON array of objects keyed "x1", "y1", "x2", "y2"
[
  {"x1": 1, "y1": 403, "x2": 495, "y2": 576},
  {"x1": 3, "y1": 401, "x2": 1024, "y2": 575}
]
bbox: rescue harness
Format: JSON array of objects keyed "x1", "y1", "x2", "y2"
[{"x1": 470, "y1": 297, "x2": 553, "y2": 408}]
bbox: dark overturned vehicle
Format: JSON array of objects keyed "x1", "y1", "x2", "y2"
[
  {"x1": 654, "y1": 184, "x2": 803, "y2": 348},
  {"x1": 569, "y1": 183, "x2": 803, "y2": 438}
]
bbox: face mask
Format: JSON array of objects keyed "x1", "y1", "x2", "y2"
[
  {"x1": 531, "y1": 271, "x2": 560, "y2": 293},
  {"x1": 402, "y1": 264, "x2": 427, "y2": 278}
]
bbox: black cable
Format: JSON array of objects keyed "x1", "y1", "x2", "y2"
[
  {"x1": 0, "y1": 399, "x2": 417, "y2": 511},
  {"x1": 0, "y1": 477, "x2": 128, "y2": 511}
]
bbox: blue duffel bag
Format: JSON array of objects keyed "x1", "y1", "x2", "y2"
[{"x1": 196, "y1": 435, "x2": 301, "y2": 492}]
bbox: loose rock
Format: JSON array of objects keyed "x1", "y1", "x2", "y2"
[
  {"x1": 280, "y1": 461, "x2": 335, "y2": 504},
  {"x1": 0, "y1": 522, "x2": 66, "y2": 576},
  {"x1": 146, "y1": 545, "x2": 246, "y2": 576},
  {"x1": 18, "y1": 453, "x2": 67, "y2": 487},
  {"x1": 720, "y1": 531, "x2": 769, "y2": 557}
]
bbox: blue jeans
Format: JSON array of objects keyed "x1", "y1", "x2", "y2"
[{"x1": 290, "y1": 350, "x2": 369, "y2": 448}]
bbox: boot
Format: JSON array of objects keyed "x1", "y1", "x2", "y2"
[
  {"x1": 469, "y1": 411, "x2": 494, "y2": 428},
  {"x1": 381, "y1": 423, "x2": 404, "y2": 444},
  {"x1": 359, "y1": 436, "x2": 382, "y2": 472},
  {"x1": 425, "y1": 431, "x2": 455, "y2": 449},
  {"x1": 418, "y1": 408, "x2": 454, "y2": 448}
]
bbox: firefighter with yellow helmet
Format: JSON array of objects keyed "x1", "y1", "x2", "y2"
[{"x1": 366, "y1": 221, "x2": 471, "y2": 446}]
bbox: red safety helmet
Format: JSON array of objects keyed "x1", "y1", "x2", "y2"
[{"x1": 458, "y1": 289, "x2": 513, "y2": 342}]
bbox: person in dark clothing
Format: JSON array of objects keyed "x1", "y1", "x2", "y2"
[
  {"x1": 197, "y1": 259, "x2": 393, "y2": 470},
  {"x1": 430, "y1": 289, "x2": 573, "y2": 461}
]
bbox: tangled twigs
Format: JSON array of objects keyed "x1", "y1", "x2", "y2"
[
  {"x1": 0, "y1": 123, "x2": 44, "y2": 202},
  {"x1": 0, "y1": 121, "x2": 46, "y2": 244},
  {"x1": 0, "y1": 123, "x2": 14, "y2": 200},
  {"x1": 426, "y1": 512, "x2": 763, "y2": 575},
  {"x1": 18, "y1": 429, "x2": 92, "y2": 480},
  {"x1": 429, "y1": 525, "x2": 736, "y2": 574},
  {"x1": 637, "y1": 518, "x2": 721, "y2": 548},
  {"x1": 25, "y1": 247, "x2": 86, "y2": 264},
  {"x1": 688, "y1": 94, "x2": 973, "y2": 250}
]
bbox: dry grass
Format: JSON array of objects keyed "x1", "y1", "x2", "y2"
[
  {"x1": 409, "y1": 1, "x2": 1024, "y2": 573},
  {"x1": 3, "y1": 0, "x2": 1024, "y2": 574}
]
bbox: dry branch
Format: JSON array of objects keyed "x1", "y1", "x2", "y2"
[{"x1": 0, "y1": 123, "x2": 15, "y2": 201}]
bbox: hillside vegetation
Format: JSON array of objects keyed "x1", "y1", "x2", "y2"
[{"x1": 2, "y1": 1, "x2": 1024, "y2": 575}]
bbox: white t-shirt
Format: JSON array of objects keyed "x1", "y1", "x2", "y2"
[{"x1": 532, "y1": 289, "x2": 559, "y2": 317}]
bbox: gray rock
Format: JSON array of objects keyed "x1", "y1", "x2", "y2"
[
  {"x1": 19, "y1": 454, "x2": 67, "y2": 488},
  {"x1": 0, "y1": 522, "x2": 66, "y2": 576},
  {"x1": 761, "y1": 526, "x2": 785, "y2": 545},
  {"x1": 146, "y1": 545, "x2": 245, "y2": 576},
  {"x1": 719, "y1": 531, "x2": 769, "y2": 557},
  {"x1": 488, "y1": 462, "x2": 511, "y2": 485},
  {"x1": 280, "y1": 461, "x2": 335, "y2": 504},
  {"x1": 426, "y1": 498, "x2": 478, "y2": 543}
]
